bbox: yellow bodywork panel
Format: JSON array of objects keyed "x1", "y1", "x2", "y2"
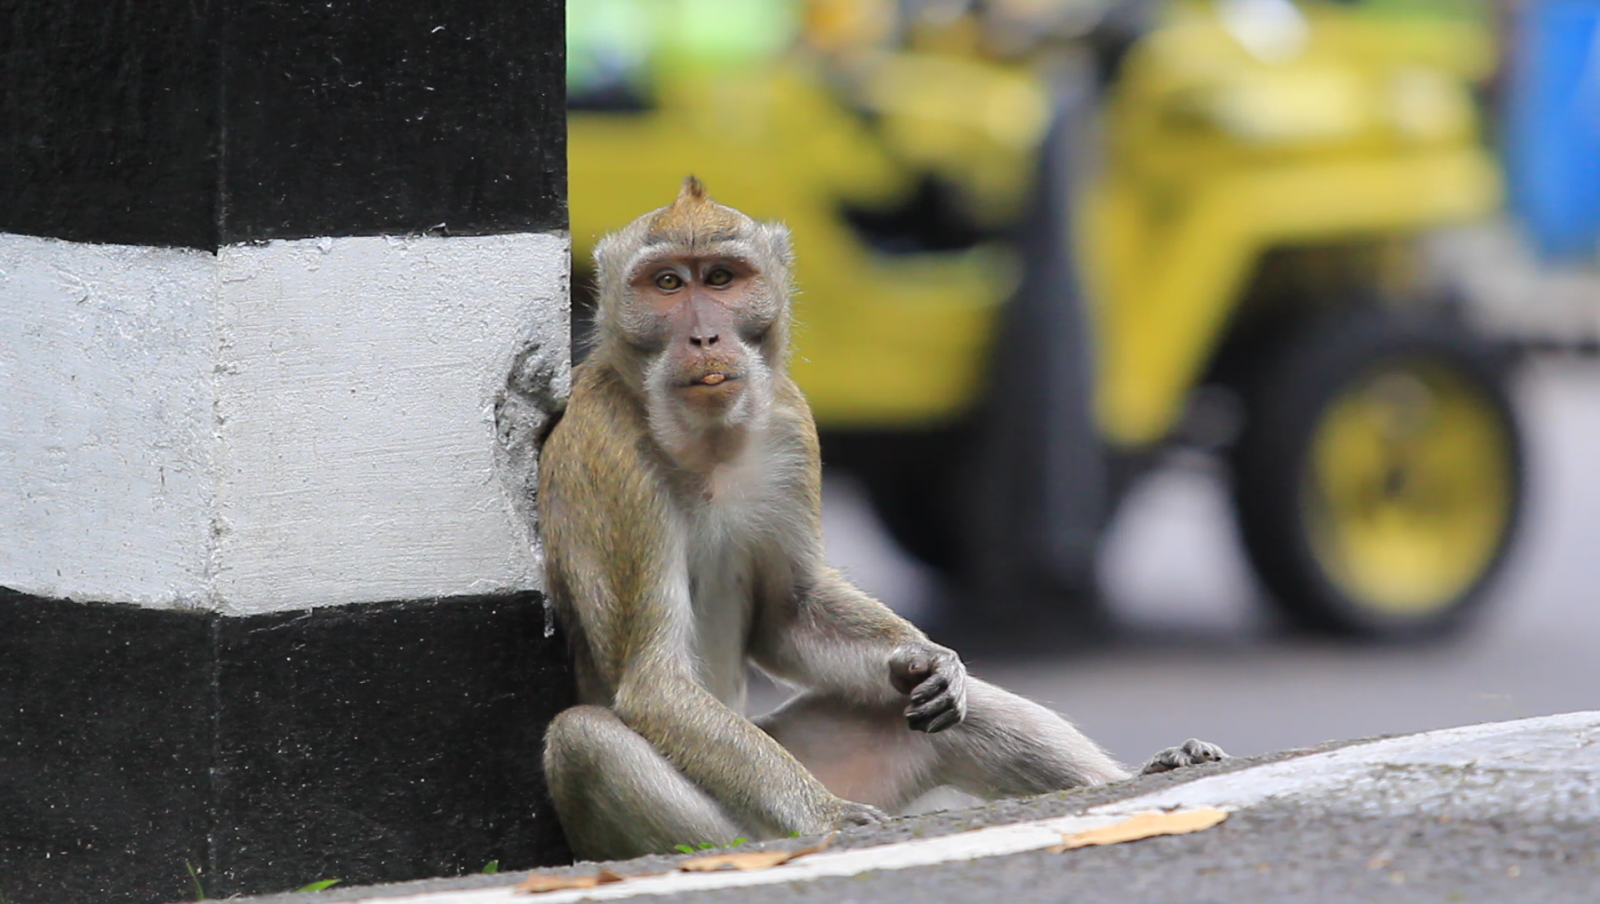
[
  {"x1": 1088, "y1": 148, "x2": 1501, "y2": 445},
  {"x1": 1084, "y1": 2, "x2": 1502, "y2": 446},
  {"x1": 570, "y1": 0, "x2": 1501, "y2": 441}
]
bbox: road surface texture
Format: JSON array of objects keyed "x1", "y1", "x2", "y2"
[{"x1": 245, "y1": 713, "x2": 1600, "y2": 904}]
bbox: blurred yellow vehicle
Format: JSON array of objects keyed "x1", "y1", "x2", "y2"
[{"x1": 567, "y1": 0, "x2": 1524, "y2": 642}]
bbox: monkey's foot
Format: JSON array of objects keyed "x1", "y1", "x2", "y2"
[
  {"x1": 832, "y1": 800, "x2": 889, "y2": 828},
  {"x1": 1139, "y1": 738, "x2": 1229, "y2": 775}
]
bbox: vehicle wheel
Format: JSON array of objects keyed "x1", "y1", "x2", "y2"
[
  {"x1": 820, "y1": 428, "x2": 965, "y2": 573},
  {"x1": 1229, "y1": 309, "x2": 1525, "y2": 640}
]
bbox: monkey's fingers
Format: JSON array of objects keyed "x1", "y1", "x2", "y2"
[
  {"x1": 906, "y1": 694, "x2": 961, "y2": 733},
  {"x1": 908, "y1": 673, "x2": 949, "y2": 706},
  {"x1": 920, "y1": 706, "x2": 964, "y2": 734}
]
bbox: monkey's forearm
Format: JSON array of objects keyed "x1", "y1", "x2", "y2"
[
  {"x1": 755, "y1": 569, "x2": 933, "y2": 705},
  {"x1": 613, "y1": 673, "x2": 844, "y2": 835}
]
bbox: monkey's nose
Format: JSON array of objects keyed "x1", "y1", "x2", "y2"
[{"x1": 690, "y1": 332, "x2": 719, "y2": 347}]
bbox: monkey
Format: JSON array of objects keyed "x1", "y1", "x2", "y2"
[{"x1": 538, "y1": 177, "x2": 1226, "y2": 862}]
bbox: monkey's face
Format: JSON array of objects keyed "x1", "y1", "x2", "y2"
[
  {"x1": 592, "y1": 179, "x2": 794, "y2": 440},
  {"x1": 630, "y1": 252, "x2": 779, "y2": 420}
]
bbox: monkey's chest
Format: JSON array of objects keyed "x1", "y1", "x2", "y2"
[
  {"x1": 681, "y1": 455, "x2": 800, "y2": 710},
  {"x1": 685, "y1": 541, "x2": 756, "y2": 711}
]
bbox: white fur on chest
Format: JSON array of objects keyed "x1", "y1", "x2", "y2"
[{"x1": 678, "y1": 438, "x2": 806, "y2": 710}]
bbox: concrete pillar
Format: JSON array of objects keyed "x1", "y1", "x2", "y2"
[{"x1": 0, "y1": 2, "x2": 572, "y2": 901}]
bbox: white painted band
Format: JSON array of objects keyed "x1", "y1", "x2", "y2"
[
  {"x1": 318, "y1": 811, "x2": 1142, "y2": 904},
  {"x1": 1, "y1": 231, "x2": 569, "y2": 613},
  {"x1": 307, "y1": 712, "x2": 1600, "y2": 904}
]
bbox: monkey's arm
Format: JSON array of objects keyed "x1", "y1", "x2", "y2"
[
  {"x1": 613, "y1": 659, "x2": 873, "y2": 835},
  {"x1": 752, "y1": 566, "x2": 969, "y2": 732},
  {"x1": 749, "y1": 389, "x2": 968, "y2": 731}
]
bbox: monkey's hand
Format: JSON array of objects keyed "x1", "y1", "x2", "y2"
[
  {"x1": 1139, "y1": 738, "x2": 1228, "y2": 775},
  {"x1": 889, "y1": 644, "x2": 968, "y2": 733},
  {"x1": 829, "y1": 798, "x2": 888, "y2": 829}
]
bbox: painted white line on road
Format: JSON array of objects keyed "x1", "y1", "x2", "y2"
[
  {"x1": 320, "y1": 712, "x2": 1600, "y2": 904},
  {"x1": 1101, "y1": 710, "x2": 1600, "y2": 817},
  {"x1": 340, "y1": 812, "x2": 1133, "y2": 904}
]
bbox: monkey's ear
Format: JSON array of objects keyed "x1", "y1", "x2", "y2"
[
  {"x1": 592, "y1": 219, "x2": 648, "y2": 302},
  {"x1": 593, "y1": 230, "x2": 621, "y2": 284},
  {"x1": 756, "y1": 221, "x2": 793, "y2": 269}
]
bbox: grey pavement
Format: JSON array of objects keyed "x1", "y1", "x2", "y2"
[{"x1": 244, "y1": 713, "x2": 1600, "y2": 904}]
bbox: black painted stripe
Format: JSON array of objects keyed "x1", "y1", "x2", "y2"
[
  {"x1": 0, "y1": 0, "x2": 566, "y2": 249},
  {"x1": 0, "y1": 1, "x2": 221, "y2": 248},
  {"x1": 0, "y1": 589, "x2": 575, "y2": 904}
]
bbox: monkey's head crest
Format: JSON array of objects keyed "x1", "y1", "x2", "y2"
[
  {"x1": 592, "y1": 176, "x2": 795, "y2": 338},
  {"x1": 643, "y1": 175, "x2": 747, "y2": 247},
  {"x1": 679, "y1": 175, "x2": 708, "y2": 203}
]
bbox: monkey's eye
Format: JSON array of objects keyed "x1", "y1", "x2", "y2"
[
  {"x1": 705, "y1": 267, "x2": 734, "y2": 287},
  {"x1": 654, "y1": 272, "x2": 684, "y2": 291}
]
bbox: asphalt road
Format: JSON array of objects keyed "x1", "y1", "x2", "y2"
[
  {"x1": 285, "y1": 716, "x2": 1600, "y2": 904},
  {"x1": 651, "y1": 718, "x2": 1600, "y2": 904},
  {"x1": 811, "y1": 358, "x2": 1600, "y2": 771}
]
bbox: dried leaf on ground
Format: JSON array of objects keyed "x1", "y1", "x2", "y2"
[
  {"x1": 515, "y1": 867, "x2": 627, "y2": 894},
  {"x1": 680, "y1": 835, "x2": 835, "y2": 872},
  {"x1": 1050, "y1": 809, "x2": 1229, "y2": 852}
]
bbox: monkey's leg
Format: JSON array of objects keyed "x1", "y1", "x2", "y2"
[
  {"x1": 757, "y1": 679, "x2": 1130, "y2": 811},
  {"x1": 754, "y1": 693, "x2": 943, "y2": 812},
  {"x1": 927, "y1": 679, "x2": 1132, "y2": 795},
  {"x1": 544, "y1": 705, "x2": 747, "y2": 861}
]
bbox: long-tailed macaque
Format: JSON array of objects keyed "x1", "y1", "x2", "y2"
[{"x1": 539, "y1": 178, "x2": 1225, "y2": 862}]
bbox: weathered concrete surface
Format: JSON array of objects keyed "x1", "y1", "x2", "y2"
[
  {"x1": 235, "y1": 713, "x2": 1600, "y2": 904},
  {"x1": 1, "y1": 231, "x2": 568, "y2": 614}
]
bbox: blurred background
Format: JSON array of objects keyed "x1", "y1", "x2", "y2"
[{"x1": 565, "y1": 0, "x2": 1600, "y2": 767}]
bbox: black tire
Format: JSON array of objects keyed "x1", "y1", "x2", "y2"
[
  {"x1": 947, "y1": 68, "x2": 1112, "y2": 646},
  {"x1": 819, "y1": 428, "x2": 966, "y2": 572},
  {"x1": 1229, "y1": 309, "x2": 1525, "y2": 641}
]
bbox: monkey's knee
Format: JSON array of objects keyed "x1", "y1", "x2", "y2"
[
  {"x1": 543, "y1": 705, "x2": 743, "y2": 860},
  {"x1": 543, "y1": 705, "x2": 625, "y2": 795},
  {"x1": 541, "y1": 705, "x2": 641, "y2": 857}
]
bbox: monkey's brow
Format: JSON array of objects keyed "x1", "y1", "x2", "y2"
[
  {"x1": 642, "y1": 227, "x2": 743, "y2": 248},
  {"x1": 632, "y1": 247, "x2": 752, "y2": 273}
]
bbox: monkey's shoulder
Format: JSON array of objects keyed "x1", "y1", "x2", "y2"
[
  {"x1": 540, "y1": 365, "x2": 663, "y2": 505},
  {"x1": 769, "y1": 374, "x2": 821, "y2": 451},
  {"x1": 548, "y1": 364, "x2": 648, "y2": 446}
]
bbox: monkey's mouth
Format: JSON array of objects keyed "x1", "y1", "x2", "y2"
[{"x1": 681, "y1": 371, "x2": 740, "y2": 389}]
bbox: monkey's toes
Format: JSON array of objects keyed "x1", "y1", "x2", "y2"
[
  {"x1": 834, "y1": 801, "x2": 888, "y2": 828},
  {"x1": 1139, "y1": 738, "x2": 1228, "y2": 775},
  {"x1": 1181, "y1": 738, "x2": 1228, "y2": 762}
]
